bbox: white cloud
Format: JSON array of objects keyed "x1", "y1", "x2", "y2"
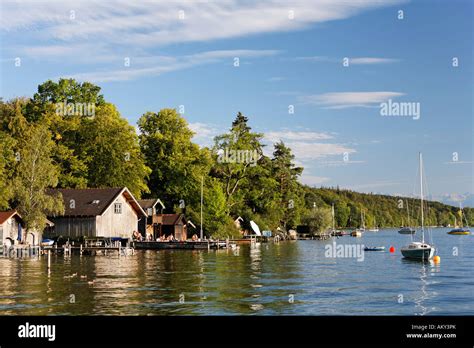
[
  {"x1": 267, "y1": 76, "x2": 285, "y2": 82},
  {"x1": 289, "y1": 142, "x2": 356, "y2": 160},
  {"x1": 344, "y1": 181, "x2": 404, "y2": 191},
  {"x1": 189, "y1": 122, "x2": 222, "y2": 147},
  {"x1": 349, "y1": 57, "x2": 400, "y2": 65},
  {"x1": 293, "y1": 56, "x2": 399, "y2": 65},
  {"x1": 64, "y1": 49, "x2": 280, "y2": 82},
  {"x1": 317, "y1": 160, "x2": 366, "y2": 167},
  {"x1": 1, "y1": 1, "x2": 404, "y2": 46},
  {"x1": 299, "y1": 91, "x2": 405, "y2": 109},
  {"x1": 265, "y1": 130, "x2": 333, "y2": 143},
  {"x1": 299, "y1": 175, "x2": 330, "y2": 186}
]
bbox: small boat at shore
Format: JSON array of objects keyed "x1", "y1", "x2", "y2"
[
  {"x1": 41, "y1": 239, "x2": 54, "y2": 247},
  {"x1": 368, "y1": 217, "x2": 379, "y2": 232},
  {"x1": 364, "y1": 246, "x2": 385, "y2": 252},
  {"x1": 447, "y1": 228, "x2": 470, "y2": 235},
  {"x1": 398, "y1": 227, "x2": 416, "y2": 235},
  {"x1": 448, "y1": 205, "x2": 471, "y2": 235},
  {"x1": 350, "y1": 230, "x2": 362, "y2": 237}
]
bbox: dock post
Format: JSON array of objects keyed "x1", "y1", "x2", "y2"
[
  {"x1": 47, "y1": 250, "x2": 51, "y2": 270},
  {"x1": 80, "y1": 244, "x2": 83, "y2": 255},
  {"x1": 207, "y1": 240, "x2": 210, "y2": 250}
]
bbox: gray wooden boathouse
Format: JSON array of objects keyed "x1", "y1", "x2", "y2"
[{"x1": 45, "y1": 187, "x2": 146, "y2": 239}]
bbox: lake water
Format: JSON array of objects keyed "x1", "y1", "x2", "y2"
[{"x1": 0, "y1": 228, "x2": 472, "y2": 315}]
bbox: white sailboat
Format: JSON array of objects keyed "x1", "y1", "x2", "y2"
[
  {"x1": 351, "y1": 210, "x2": 364, "y2": 237},
  {"x1": 401, "y1": 153, "x2": 435, "y2": 261},
  {"x1": 448, "y1": 204, "x2": 471, "y2": 235},
  {"x1": 368, "y1": 217, "x2": 379, "y2": 232},
  {"x1": 399, "y1": 199, "x2": 416, "y2": 234}
]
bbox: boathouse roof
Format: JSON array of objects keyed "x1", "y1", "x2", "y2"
[
  {"x1": 137, "y1": 198, "x2": 165, "y2": 211},
  {"x1": 0, "y1": 210, "x2": 22, "y2": 225},
  {"x1": 158, "y1": 213, "x2": 186, "y2": 225},
  {"x1": 47, "y1": 187, "x2": 146, "y2": 217}
]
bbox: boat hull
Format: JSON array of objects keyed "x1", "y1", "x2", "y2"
[
  {"x1": 398, "y1": 229, "x2": 416, "y2": 235},
  {"x1": 447, "y1": 229, "x2": 471, "y2": 235},
  {"x1": 364, "y1": 246, "x2": 385, "y2": 251},
  {"x1": 401, "y1": 246, "x2": 434, "y2": 260}
]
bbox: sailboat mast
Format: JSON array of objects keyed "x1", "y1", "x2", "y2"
[
  {"x1": 332, "y1": 203, "x2": 335, "y2": 230},
  {"x1": 200, "y1": 175, "x2": 203, "y2": 240},
  {"x1": 420, "y1": 152, "x2": 425, "y2": 243},
  {"x1": 406, "y1": 199, "x2": 410, "y2": 227}
]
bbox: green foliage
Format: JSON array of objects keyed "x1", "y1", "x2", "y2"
[
  {"x1": 138, "y1": 109, "x2": 211, "y2": 206},
  {"x1": 302, "y1": 207, "x2": 332, "y2": 234},
  {"x1": 12, "y1": 125, "x2": 64, "y2": 231},
  {"x1": 0, "y1": 131, "x2": 16, "y2": 209},
  {"x1": 79, "y1": 103, "x2": 151, "y2": 198}
]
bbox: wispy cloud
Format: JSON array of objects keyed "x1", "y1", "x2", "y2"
[
  {"x1": 265, "y1": 130, "x2": 334, "y2": 143},
  {"x1": 444, "y1": 161, "x2": 473, "y2": 165},
  {"x1": 298, "y1": 91, "x2": 405, "y2": 109},
  {"x1": 64, "y1": 49, "x2": 280, "y2": 82},
  {"x1": 189, "y1": 122, "x2": 222, "y2": 148},
  {"x1": 1, "y1": 1, "x2": 404, "y2": 46},
  {"x1": 349, "y1": 57, "x2": 400, "y2": 65},
  {"x1": 317, "y1": 160, "x2": 366, "y2": 167},
  {"x1": 300, "y1": 175, "x2": 330, "y2": 186},
  {"x1": 294, "y1": 56, "x2": 399, "y2": 65},
  {"x1": 267, "y1": 76, "x2": 285, "y2": 82}
]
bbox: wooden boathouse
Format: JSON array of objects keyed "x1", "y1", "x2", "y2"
[{"x1": 45, "y1": 187, "x2": 146, "y2": 239}]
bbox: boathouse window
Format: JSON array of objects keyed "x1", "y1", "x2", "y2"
[
  {"x1": 114, "y1": 203, "x2": 122, "y2": 214},
  {"x1": 147, "y1": 208, "x2": 153, "y2": 216}
]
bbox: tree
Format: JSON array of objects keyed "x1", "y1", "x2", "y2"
[
  {"x1": 12, "y1": 125, "x2": 64, "y2": 233},
  {"x1": 0, "y1": 131, "x2": 16, "y2": 209},
  {"x1": 272, "y1": 141, "x2": 304, "y2": 228},
  {"x1": 138, "y1": 109, "x2": 210, "y2": 207},
  {"x1": 302, "y1": 207, "x2": 332, "y2": 235},
  {"x1": 25, "y1": 79, "x2": 107, "y2": 187},
  {"x1": 211, "y1": 112, "x2": 264, "y2": 210},
  {"x1": 79, "y1": 103, "x2": 151, "y2": 198},
  {"x1": 334, "y1": 201, "x2": 350, "y2": 228}
]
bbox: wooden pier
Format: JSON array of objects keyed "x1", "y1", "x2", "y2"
[{"x1": 133, "y1": 239, "x2": 236, "y2": 250}]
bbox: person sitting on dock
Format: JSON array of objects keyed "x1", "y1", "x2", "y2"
[{"x1": 192, "y1": 234, "x2": 198, "y2": 241}]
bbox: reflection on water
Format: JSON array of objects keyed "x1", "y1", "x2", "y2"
[{"x1": 0, "y1": 229, "x2": 472, "y2": 315}]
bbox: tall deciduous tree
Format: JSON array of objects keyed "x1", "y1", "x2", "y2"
[
  {"x1": 79, "y1": 103, "x2": 151, "y2": 198},
  {"x1": 0, "y1": 131, "x2": 16, "y2": 209},
  {"x1": 13, "y1": 125, "x2": 64, "y2": 232},
  {"x1": 138, "y1": 109, "x2": 211, "y2": 207}
]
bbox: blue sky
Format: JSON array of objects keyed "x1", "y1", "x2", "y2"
[{"x1": 1, "y1": 0, "x2": 472, "y2": 204}]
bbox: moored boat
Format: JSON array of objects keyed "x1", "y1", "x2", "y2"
[
  {"x1": 447, "y1": 227, "x2": 471, "y2": 235},
  {"x1": 401, "y1": 153, "x2": 436, "y2": 261},
  {"x1": 364, "y1": 246, "x2": 385, "y2": 251},
  {"x1": 448, "y1": 205, "x2": 471, "y2": 235},
  {"x1": 398, "y1": 227, "x2": 416, "y2": 234},
  {"x1": 351, "y1": 230, "x2": 362, "y2": 237}
]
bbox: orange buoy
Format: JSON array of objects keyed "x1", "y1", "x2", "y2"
[
  {"x1": 389, "y1": 246, "x2": 395, "y2": 253},
  {"x1": 433, "y1": 255, "x2": 440, "y2": 263}
]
